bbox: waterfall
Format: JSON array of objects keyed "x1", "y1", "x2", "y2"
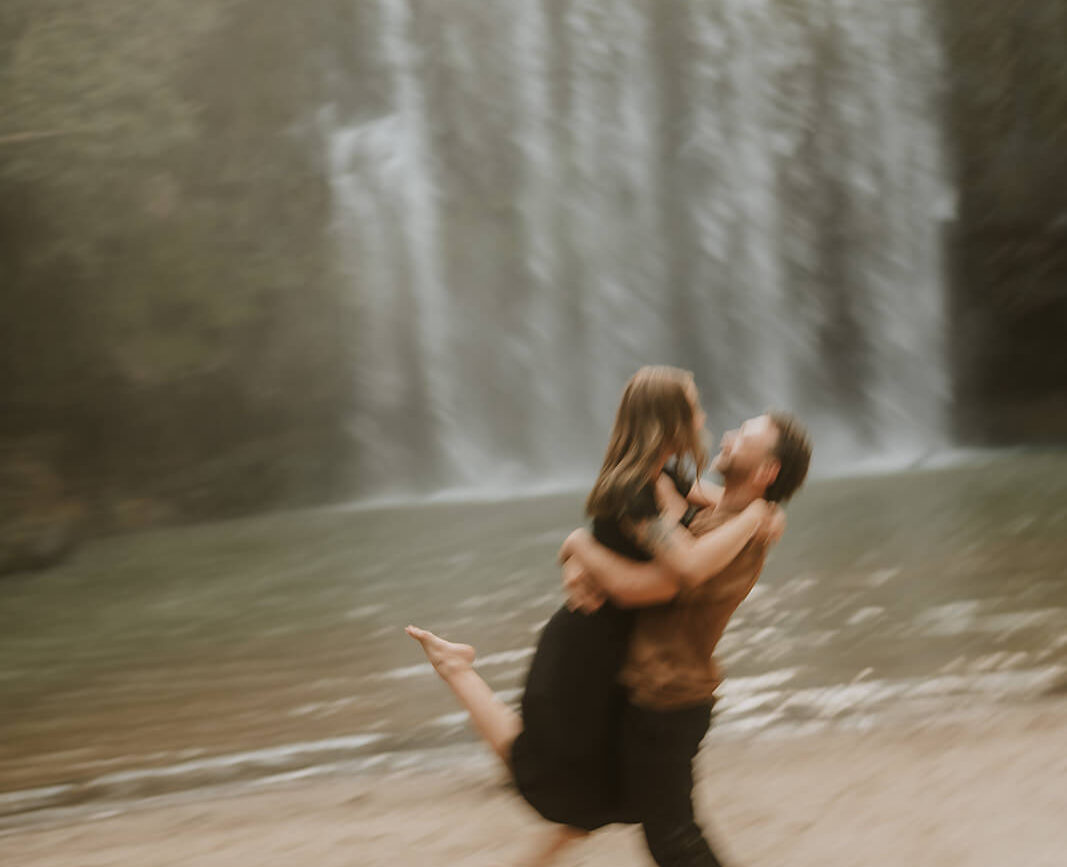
[{"x1": 327, "y1": 0, "x2": 953, "y2": 498}]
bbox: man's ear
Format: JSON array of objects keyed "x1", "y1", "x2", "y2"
[{"x1": 760, "y1": 459, "x2": 780, "y2": 491}]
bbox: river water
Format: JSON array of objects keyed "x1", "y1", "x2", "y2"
[{"x1": 2, "y1": 450, "x2": 1066, "y2": 821}]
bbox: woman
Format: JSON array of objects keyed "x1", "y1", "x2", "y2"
[{"x1": 406, "y1": 366, "x2": 771, "y2": 864}]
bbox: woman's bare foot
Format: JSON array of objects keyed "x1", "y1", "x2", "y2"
[
  {"x1": 405, "y1": 625, "x2": 476, "y2": 679},
  {"x1": 405, "y1": 625, "x2": 521, "y2": 767}
]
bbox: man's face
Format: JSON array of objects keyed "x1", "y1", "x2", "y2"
[{"x1": 712, "y1": 414, "x2": 779, "y2": 484}]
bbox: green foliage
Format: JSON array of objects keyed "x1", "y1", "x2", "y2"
[{"x1": 0, "y1": 0, "x2": 354, "y2": 518}]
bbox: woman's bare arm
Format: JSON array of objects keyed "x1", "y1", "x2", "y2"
[
  {"x1": 686, "y1": 478, "x2": 723, "y2": 508},
  {"x1": 560, "y1": 530, "x2": 681, "y2": 608},
  {"x1": 626, "y1": 500, "x2": 768, "y2": 590}
]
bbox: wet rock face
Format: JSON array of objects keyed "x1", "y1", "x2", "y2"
[
  {"x1": 0, "y1": 442, "x2": 85, "y2": 576},
  {"x1": 949, "y1": 221, "x2": 1067, "y2": 441},
  {"x1": 936, "y1": 1, "x2": 1067, "y2": 442}
]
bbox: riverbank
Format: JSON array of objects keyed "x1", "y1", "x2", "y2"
[{"x1": 3, "y1": 700, "x2": 1064, "y2": 866}]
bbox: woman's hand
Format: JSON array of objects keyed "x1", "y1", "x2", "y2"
[
  {"x1": 753, "y1": 501, "x2": 786, "y2": 545},
  {"x1": 740, "y1": 498, "x2": 770, "y2": 524}
]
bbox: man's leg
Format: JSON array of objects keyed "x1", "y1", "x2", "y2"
[
  {"x1": 623, "y1": 702, "x2": 726, "y2": 867},
  {"x1": 517, "y1": 826, "x2": 589, "y2": 867},
  {"x1": 406, "y1": 625, "x2": 521, "y2": 767}
]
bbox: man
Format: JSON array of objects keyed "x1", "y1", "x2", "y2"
[{"x1": 559, "y1": 410, "x2": 812, "y2": 866}]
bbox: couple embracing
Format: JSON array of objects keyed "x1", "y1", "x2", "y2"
[{"x1": 408, "y1": 365, "x2": 812, "y2": 866}]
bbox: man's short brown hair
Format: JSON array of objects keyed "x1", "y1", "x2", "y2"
[{"x1": 764, "y1": 410, "x2": 812, "y2": 503}]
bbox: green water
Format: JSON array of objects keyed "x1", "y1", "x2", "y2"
[{"x1": 1, "y1": 451, "x2": 1065, "y2": 809}]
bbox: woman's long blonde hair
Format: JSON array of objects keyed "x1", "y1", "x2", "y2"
[{"x1": 586, "y1": 366, "x2": 708, "y2": 520}]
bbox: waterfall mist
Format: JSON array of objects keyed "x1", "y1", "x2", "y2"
[{"x1": 326, "y1": 0, "x2": 954, "y2": 499}]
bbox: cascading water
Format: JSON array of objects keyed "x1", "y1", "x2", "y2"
[{"x1": 327, "y1": 0, "x2": 955, "y2": 499}]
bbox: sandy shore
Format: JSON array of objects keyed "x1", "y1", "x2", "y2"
[{"x1": 2, "y1": 701, "x2": 1065, "y2": 867}]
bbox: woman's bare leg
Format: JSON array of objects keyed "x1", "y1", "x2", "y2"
[
  {"x1": 405, "y1": 625, "x2": 522, "y2": 767},
  {"x1": 408, "y1": 626, "x2": 589, "y2": 867}
]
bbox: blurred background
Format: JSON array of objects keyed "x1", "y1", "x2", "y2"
[
  {"x1": 3, "y1": 0, "x2": 1066, "y2": 535},
  {"x1": 1, "y1": 0, "x2": 1066, "y2": 827}
]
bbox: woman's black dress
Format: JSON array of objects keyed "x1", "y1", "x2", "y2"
[{"x1": 510, "y1": 472, "x2": 688, "y2": 830}]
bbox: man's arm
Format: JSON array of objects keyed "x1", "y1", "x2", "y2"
[
  {"x1": 561, "y1": 558, "x2": 608, "y2": 613},
  {"x1": 560, "y1": 530, "x2": 682, "y2": 608}
]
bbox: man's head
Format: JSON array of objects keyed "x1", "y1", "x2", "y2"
[{"x1": 713, "y1": 411, "x2": 812, "y2": 503}]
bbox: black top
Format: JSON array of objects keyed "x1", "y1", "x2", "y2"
[{"x1": 591, "y1": 460, "x2": 693, "y2": 561}]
